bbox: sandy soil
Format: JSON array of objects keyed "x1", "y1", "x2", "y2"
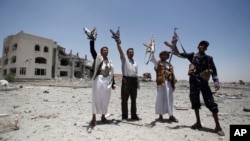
[{"x1": 0, "y1": 79, "x2": 249, "y2": 141}]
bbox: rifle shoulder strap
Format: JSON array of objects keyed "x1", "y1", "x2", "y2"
[{"x1": 191, "y1": 55, "x2": 195, "y2": 64}]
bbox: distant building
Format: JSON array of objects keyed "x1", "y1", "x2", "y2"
[
  {"x1": 0, "y1": 31, "x2": 92, "y2": 80},
  {"x1": 142, "y1": 72, "x2": 152, "y2": 82}
]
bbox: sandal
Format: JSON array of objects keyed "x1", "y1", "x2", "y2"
[
  {"x1": 90, "y1": 120, "x2": 96, "y2": 126},
  {"x1": 169, "y1": 116, "x2": 179, "y2": 123},
  {"x1": 215, "y1": 127, "x2": 225, "y2": 136},
  {"x1": 191, "y1": 123, "x2": 202, "y2": 129}
]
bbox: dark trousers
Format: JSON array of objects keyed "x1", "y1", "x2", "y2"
[
  {"x1": 189, "y1": 75, "x2": 218, "y2": 113},
  {"x1": 121, "y1": 76, "x2": 138, "y2": 118}
]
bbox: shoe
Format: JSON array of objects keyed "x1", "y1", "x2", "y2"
[
  {"x1": 158, "y1": 115, "x2": 164, "y2": 122},
  {"x1": 122, "y1": 115, "x2": 128, "y2": 120},
  {"x1": 131, "y1": 115, "x2": 140, "y2": 120},
  {"x1": 215, "y1": 127, "x2": 225, "y2": 136},
  {"x1": 122, "y1": 117, "x2": 128, "y2": 120},
  {"x1": 191, "y1": 123, "x2": 202, "y2": 129},
  {"x1": 169, "y1": 116, "x2": 179, "y2": 123},
  {"x1": 101, "y1": 117, "x2": 109, "y2": 124}
]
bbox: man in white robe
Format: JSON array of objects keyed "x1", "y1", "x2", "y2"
[
  {"x1": 84, "y1": 28, "x2": 115, "y2": 126},
  {"x1": 150, "y1": 51, "x2": 178, "y2": 122}
]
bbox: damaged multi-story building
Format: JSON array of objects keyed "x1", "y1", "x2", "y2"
[{"x1": 0, "y1": 31, "x2": 93, "y2": 80}]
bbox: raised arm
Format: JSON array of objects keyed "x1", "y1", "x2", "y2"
[
  {"x1": 180, "y1": 52, "x2": 194, "y2": 63},
  {"x1": 116, "y1": 42, "x2": 125, "y2": 58},
  {"x1": 149, "y1": 53, "x2": 157, "y2": 66},
  {"x1": 83, "y1": 27, "x2": 97, "y2": 59},
  {"x1": 110, "y1": 27, "x2": 124, "y2": 58},
  {"x1": 90, "y1": 40, "x2": 97, "y2": 59}
]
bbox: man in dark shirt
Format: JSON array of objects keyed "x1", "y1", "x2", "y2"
[{"x1": 180, "y1": 40, "x2": 224, "y2": 136}]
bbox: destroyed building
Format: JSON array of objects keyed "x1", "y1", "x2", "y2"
[{"x1": 0, "y1": 31, "x2": 92, "y2": 80}]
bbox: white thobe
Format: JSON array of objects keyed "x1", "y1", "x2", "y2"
[
  {"x1": 92, "y1": 55, "x2": 114, "y2": 114},
  {"x1": 150, "y1": 54, "x2": 174, "y2": 116}
]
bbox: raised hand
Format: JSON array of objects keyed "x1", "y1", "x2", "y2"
[
  {"x1": 84, "y1": 27, "x2": 97, "y2": 41},
  {"x1": 143, "y1": 35, "x2": 155, "y2": 65},
  {"x1": 164, "y1": 36, "x2": 180, "y2": 56},
  {"x1": 110, "y1": 27, "x2": 121, "y2": 44},
  {"x1": 143, "y1": 35, "x2": 155, "y2": 53}
]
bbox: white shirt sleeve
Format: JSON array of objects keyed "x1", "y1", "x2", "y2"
[{"x1": 150, "y1": 53, "x2": 158, "y2": 68}]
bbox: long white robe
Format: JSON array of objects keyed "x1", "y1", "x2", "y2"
[
  {"x1": 92, "y1": 54, "x2": 114, "y2": 114},
  {"x1": 150, "y1": 54, "x2": 174, "y2": 116}
]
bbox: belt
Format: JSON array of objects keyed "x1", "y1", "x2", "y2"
[
  {"x1": 98, "y1": 70, "x2": 109, "y2": 77},
  {"x1": 123, "y1": 76, "x2": 137, "y2": 80}
]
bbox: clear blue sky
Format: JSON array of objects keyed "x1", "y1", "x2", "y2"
[{"x1": 0, "y1": 0, "x2": 249, "y2": 82}]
